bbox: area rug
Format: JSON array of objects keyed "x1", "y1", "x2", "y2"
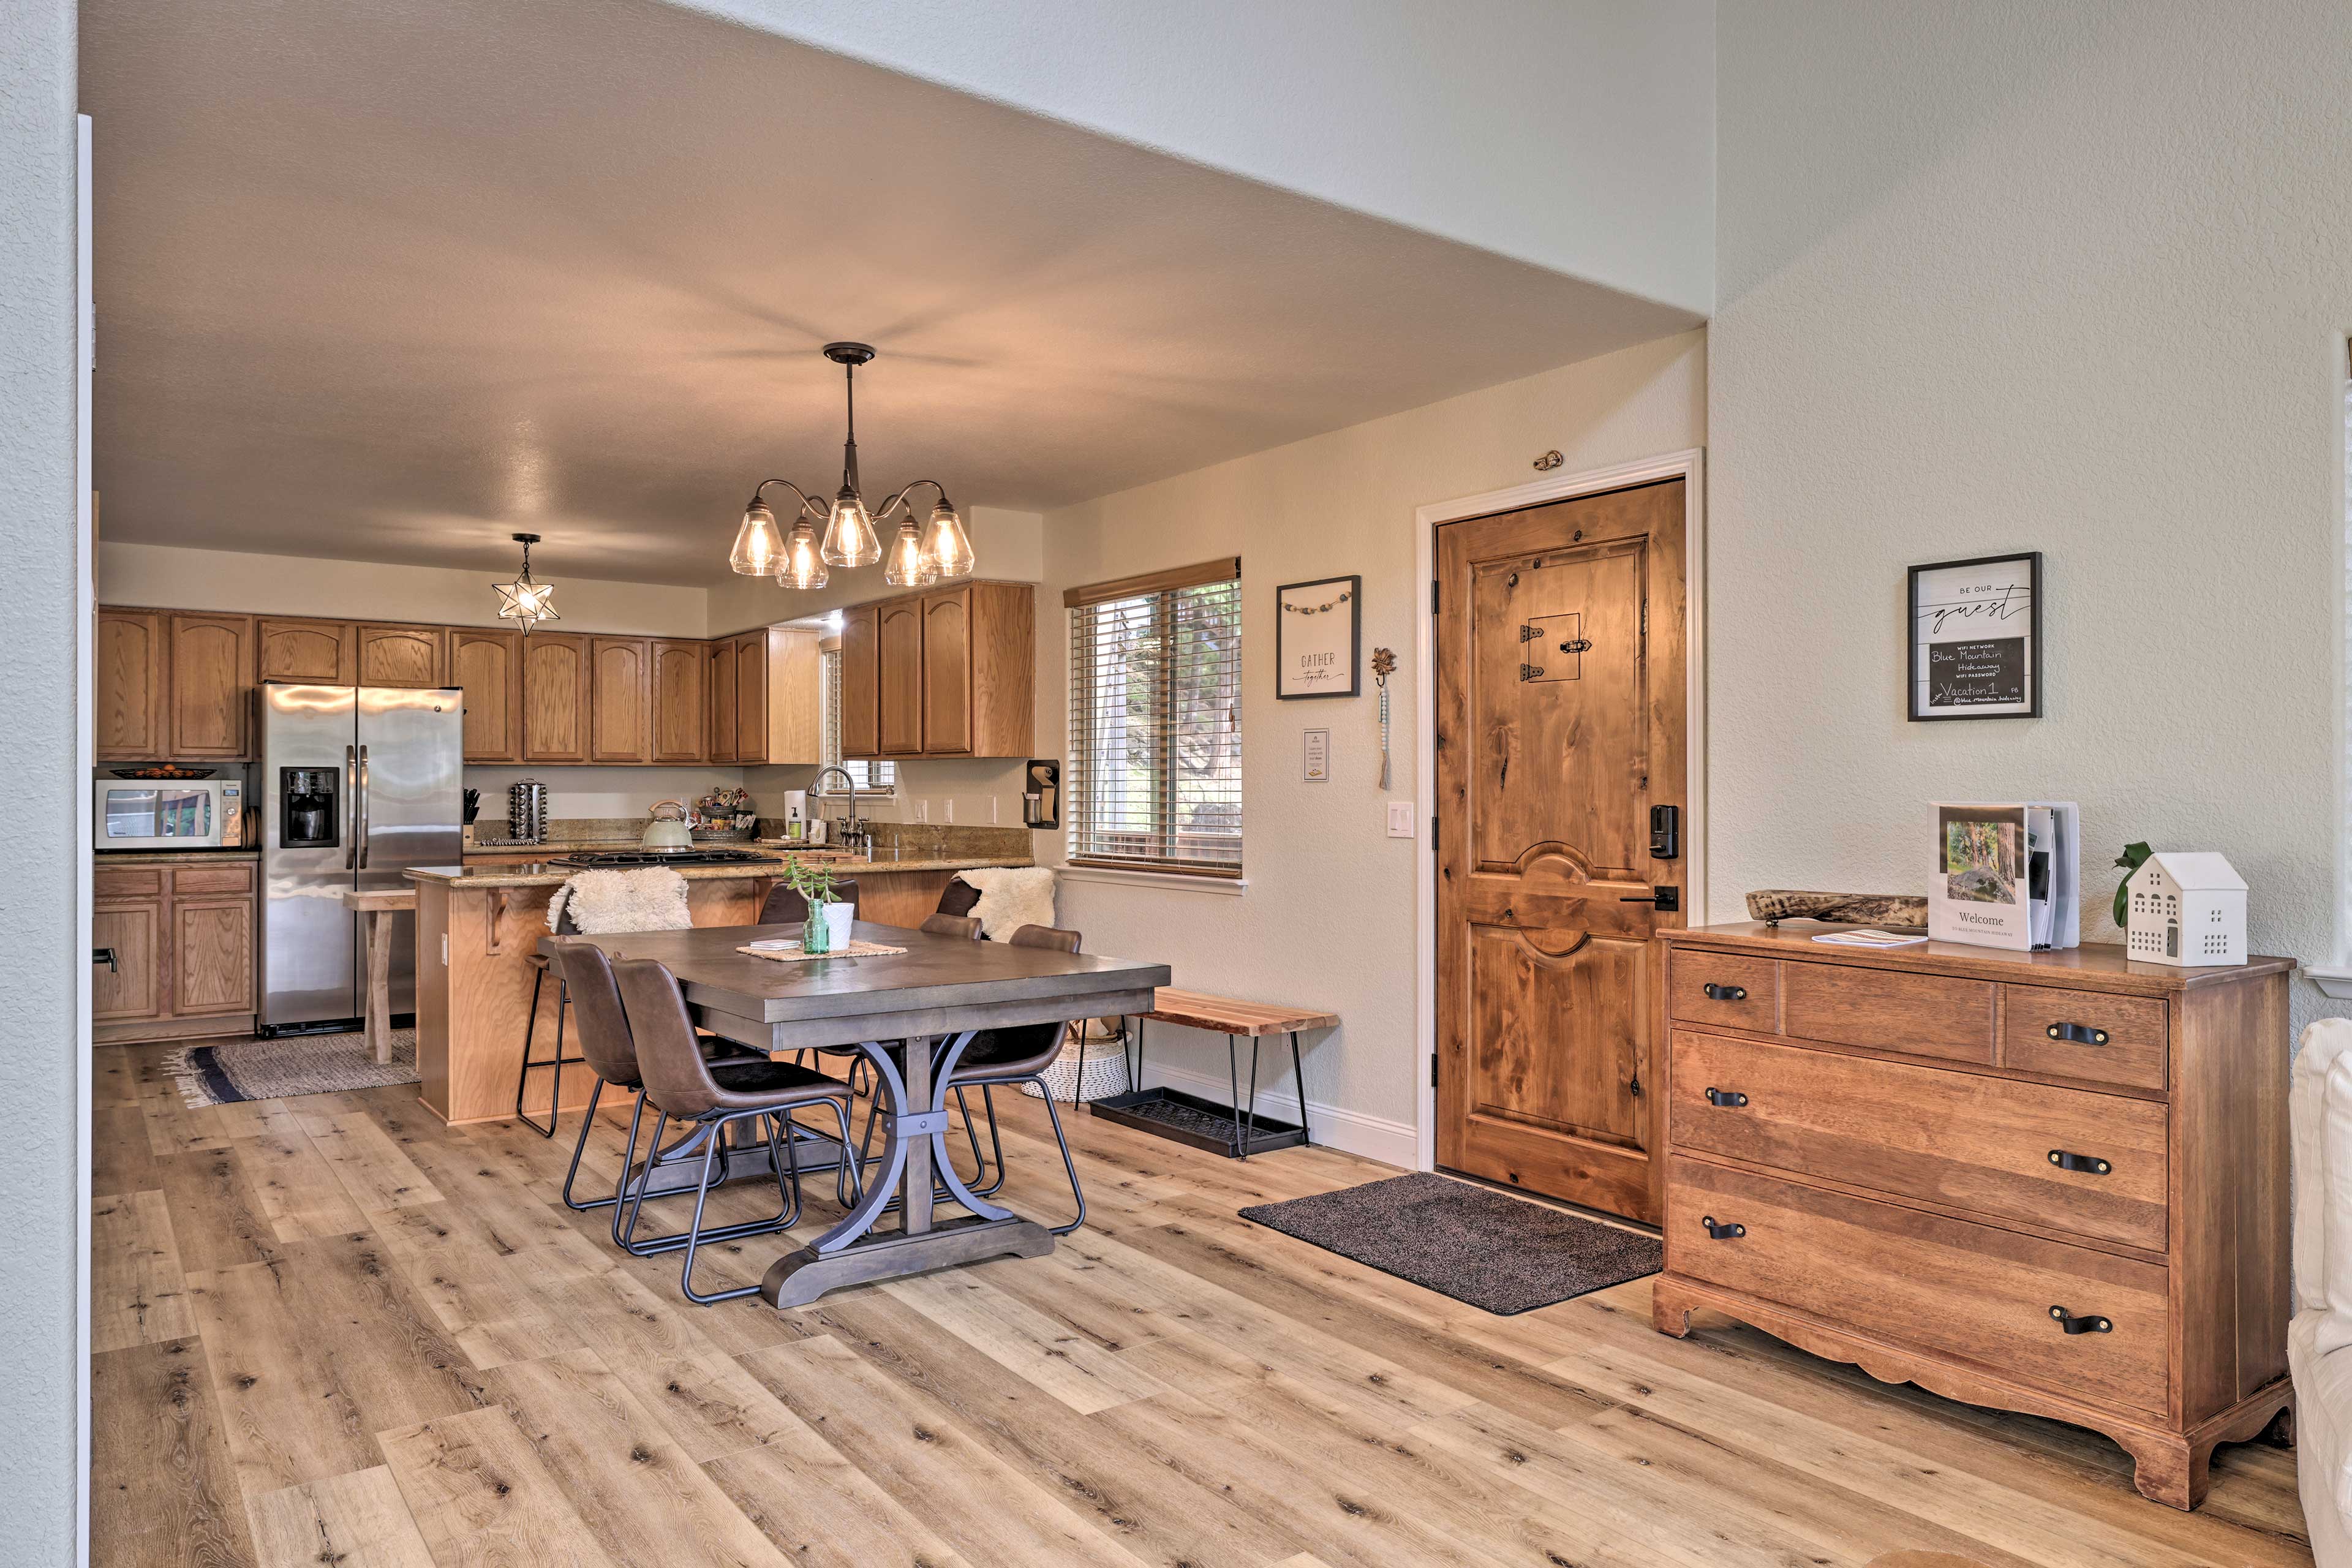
[
  {"x1": 163, "y1": 1030, "x2": 418, "y2": 1106},
  {"x1": 1238, "y1": 1171, "x2": 1662, "y2": 1316}
]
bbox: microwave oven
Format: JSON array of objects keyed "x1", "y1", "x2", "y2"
[{"x1": 94, "y1": 777, "x2": 243, "y2": 850}]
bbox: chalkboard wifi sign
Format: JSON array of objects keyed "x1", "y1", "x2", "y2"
[{"x1": 1908, "y1": 552, "x2": 2041, "y2": 721}]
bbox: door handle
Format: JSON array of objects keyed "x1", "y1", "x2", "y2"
[
  {"x1": 1704, "y1": 1087, "x2": 1748, "y2": 1108},
  {"x1": 91, "y1": 947, "x2": 117, "y2": 973},
  {"x1": 2045, "y1": 1022, "x2": 2110, "y2": 1046},
  {"x1": 345, "y1": 745, "x2": 358, "y2": 870},
  {"x1": 357, "y1": 744, "x2": 371, "y2": 869},
  {"x1": 2048, "y1": 1149, "x2": 2112, "y2": 1175},
  {"x1": 1620, "y1": 887, "x2": 1679, "y2": 913},
  {"x1": 2049, "y1": 1305, "x2": 2112, "y2": 1335}
]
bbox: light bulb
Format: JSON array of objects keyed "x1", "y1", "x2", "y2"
[
  {"x1": 728, "y1": 499, "x2": 783, "y2": 575},
  {"x1": 882, "y1": 517, "x2": 938, "y2": 587},
  {"x1": 921, "y1": 497, "x2": 976, "y2": 580},
  {"x1": 777, "y1": 518, "x2": 829, "y2": 590},
  {"x1": 820, "y1": 488, "x2": 882, "y2": 567}
]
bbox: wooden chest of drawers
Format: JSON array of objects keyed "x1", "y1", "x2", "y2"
[{"x1": 1651, "y1": 923, "x2": 2294, "y2": 1509}]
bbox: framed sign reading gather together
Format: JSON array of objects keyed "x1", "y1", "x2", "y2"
[
  {"x1": 1907, "y1": 552, "x2": 2041, "y2": 721},
  {"x1": 1275, "y1": 575, "x2": 1360, "y2": 699}
]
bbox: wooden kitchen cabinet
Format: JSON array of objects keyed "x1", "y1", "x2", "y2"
[
  {"x1": 843, "y1": 582, "x2": 1033, "y2": 760},
  {"x1": 92, "y1": 860, "x2": 256, "y2": 1044},
  {"x1": 257, "y1": 617, "x2": 356, "y2": 684},
  {"x1": 173, "y1": 895, "x2": 255, "y2": 1015},
  {"x1": 876, "y1": 598, "x2": 925, "y2": 755},
  {"x1": 651, "y1": 639, "x2": 707, "y2": 763},
  {"x1": 91, "y1": 898, "x2": 162, "y2": 1023},
  {"x1": 733, "y1": 631, "x2": 769, "y2": 763},
  {"x1": 356, "y1": 623, "x2": 447, "y2": 688},
  {"x1": 839, "y1": 605, "x2": 880, "y2": 758},
  {"x1": 590, "y1": 637, "x2": 653, "y2": 763},
  {"x1": 708, "y1": 639, "x2": 738, "y2": 763},
  {"x1": 450, "y1": 627, "x2": 523, "y2": 763},
  {"x1": 521, "y1": 632, "x2": 592, "y2": 763},
  {"x1": 167, "y1": 612, "x2": 254, "y2": 759},
  {"x1": 95, "y1": 607, "x2": 170, "y2": 760}
]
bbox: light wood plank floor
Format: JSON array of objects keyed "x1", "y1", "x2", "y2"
[{"x1": 94, "y1": 1040, "x2": 2311, "y2": 1568}]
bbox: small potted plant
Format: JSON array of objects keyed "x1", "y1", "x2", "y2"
[{"x1": 785, "y1": 859, "x2": 854, "y2": 954}]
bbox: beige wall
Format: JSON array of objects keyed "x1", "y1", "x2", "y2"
[
  {"x1": 1037, "y1": 329, "x2": 1706, "y2": 1155},
  {"x1": 98, "y1": 540, "x2": 709, "y2": 637},
  {"x1": 1711, "y1": 1, "x2": 2350, "y2": 1040}
]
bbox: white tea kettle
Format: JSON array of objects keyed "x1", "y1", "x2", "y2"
[{"x1": 641, "y1": 799, "x2": 694, "y2": 850}]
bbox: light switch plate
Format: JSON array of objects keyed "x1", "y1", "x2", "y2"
[{"x1": 1387, "y1": 801, "x2": 1415, "y2": 838}]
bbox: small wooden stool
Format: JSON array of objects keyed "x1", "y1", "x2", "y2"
[{"x1": 341, "y1": 888, "x2": 415, "y2": 1065}]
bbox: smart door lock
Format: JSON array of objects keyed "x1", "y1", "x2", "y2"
[{"x1": 1649, "y1": 804, "x2": 1680, "y2": 860}]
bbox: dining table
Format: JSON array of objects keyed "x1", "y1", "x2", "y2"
[{"x1": 537, "y1": 919, "x2": 1169, "y2": 1308}]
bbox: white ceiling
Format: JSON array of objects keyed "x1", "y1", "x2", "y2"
[{"x1": 81, "y1": 0, "x2": 1700, "y2": 586}]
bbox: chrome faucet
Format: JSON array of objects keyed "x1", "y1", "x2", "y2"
[{"x1": 812, "y1": 766, "x2": 869, "y2": 856}]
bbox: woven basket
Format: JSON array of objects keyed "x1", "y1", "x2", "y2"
[{"x1": 1020, "y1": 1036, "x2": 1133, "y2": 1104}]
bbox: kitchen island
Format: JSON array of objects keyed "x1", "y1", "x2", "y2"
[{"x1": 405, "y1": 851, "x2": 1030, "y2": 1123}]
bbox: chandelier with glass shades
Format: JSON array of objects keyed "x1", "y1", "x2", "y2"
[
  {"x1": 492, "y1": 532, "x2": 559, "y2": 631},
  {"x1": 728, "y1": 342, "x2": 974, "y2": 592}
]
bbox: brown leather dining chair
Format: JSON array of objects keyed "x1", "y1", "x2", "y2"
[
  {"x1": 919, "y1": 912, "x2": 982, "y2": 940},
  {"x1": 549, "y1": 940, "x2": 846, "y2": 1258},
  {"x1": 942, "y1": 923, "x2": 1091, "y2": 1234},
  {"x1": 758, "y1": 878, "x2": 861, "y2": 925},
  {"x1": 612, "y1": 956, "x2": 862, "y2": 1303}
]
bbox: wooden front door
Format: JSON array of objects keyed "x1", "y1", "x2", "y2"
[{"x1": 1434, "y1": 478, "x2": 1688, "y2": 1221}]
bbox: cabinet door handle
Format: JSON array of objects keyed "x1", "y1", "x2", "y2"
[
  {"x1": 2048, "y1": 1149, "x2": 2112, "y2": 1175},
  {"x1": 1701, "y1": 1215, "x2": 1746, "y2": 1239},
  {"x1": 1704, "y1": 1086, "x2": 1749, "y2": 1108},
  {"x1": 2045, "y1": 1022, "x2": 2110, "y2": 1046},
  {"x1": 92, "y1": 946, "x2": 118, "y2": 973},
  {"x1": 1703, "y1": 982, "x2": 1747, "y2": 1001},
  {"x1": 2049, "y1": 1305, "x2": 2112, "y2": 1335}
]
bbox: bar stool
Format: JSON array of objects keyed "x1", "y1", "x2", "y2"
[
  {"x1": 612, "y1": 957, "x2": 861, "y2": 1303},
  {"x1": 548, "y1": 940, "x2": 842, "y2": 1254},
  {"x1": 947, "y1": 924, "x2": 1090, "y2": 1234}
]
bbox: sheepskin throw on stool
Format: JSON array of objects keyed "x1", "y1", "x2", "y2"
[
  {"x1": 953, "y1": 865, "x2": 1057, "y2": 941},
  {"x1": 546, "y1": 867, "x2": 693, "y2": 934}
]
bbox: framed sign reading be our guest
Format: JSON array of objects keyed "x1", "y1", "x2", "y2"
[
  {"x1": 1907, "y1": 552, "x2": 2041, "y2": 720},
  {"x1": 1275, "y1": 575, "x2": 1360, "y2": 699}
]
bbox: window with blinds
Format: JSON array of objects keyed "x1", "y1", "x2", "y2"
[
  {"x1": 820, "y1": 648, "x2": 895, "y2": 792},
  {"x1": 1065, "y1": 559, "x2": 1242, "y2": 876}
]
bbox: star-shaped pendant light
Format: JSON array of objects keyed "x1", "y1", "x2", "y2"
[{"x1": 492, "y1": 532, "x2": 559, "y2": 631}]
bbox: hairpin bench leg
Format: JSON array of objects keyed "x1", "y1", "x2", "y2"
[{"x1": 1289, "y1": 1029, "x2": 1310, "y2": 1148}]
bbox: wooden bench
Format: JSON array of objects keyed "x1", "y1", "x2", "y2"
[{"x1": 1089, "y1": 987, "x2": 1339, "y2": 1159}]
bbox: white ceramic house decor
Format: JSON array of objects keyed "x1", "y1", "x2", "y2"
[{"x1": 2125, "y1": 851, "x2": 2247, "y2": 966}]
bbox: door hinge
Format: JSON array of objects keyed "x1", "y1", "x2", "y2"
[
  {"x1": 1640, "y1": 599, "x2": 1648, "y2": 636},
  {"x1": 1431, "y1": 579, "x2": 1440, "y2": 616},
  {"x1": 1430, "y1": 1055, "x2": 1439, "y2": 1088},
  {"x1": 1430, "y1": 816, "x2": 1438, "y2": 853}
]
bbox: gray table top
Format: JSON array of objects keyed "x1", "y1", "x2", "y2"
[{"x1": 537, "y1": 921, "x2": 1170, "y2": 1025}]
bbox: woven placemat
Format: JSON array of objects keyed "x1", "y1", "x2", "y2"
[{"x1": 737, "y1": 939, "x2": 910, "y2": 962}]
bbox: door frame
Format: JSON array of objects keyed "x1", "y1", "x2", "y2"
[{"x1": 1411, "y1": 447, "x2": 1706, "y2": 1174}]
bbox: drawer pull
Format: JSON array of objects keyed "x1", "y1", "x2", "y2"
[
  {"x1": 2049, "y1": 1305, "x2": 2113, "y2": 1335},
  {"x1": 1700, "y1": 1215, "x2": 1746, "y2": 1240},
  {"x1": 1704, "y1": 1087, "x2": 1749, "y2": 1108},
  {"x1": 1703, "y1": 982, "x2": 1748, "y2": 1002},
  {"x1": 2047, "y1": 1149, "x2": 2112, "y2": 1175},
  {"x1": 2045, "y1": 1022, "x2": 2111, "y2": 1046}
]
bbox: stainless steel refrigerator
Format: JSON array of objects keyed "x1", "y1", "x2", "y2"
[{"x1": 259, "y1": 682, "x2": 463, "y2": 1033}]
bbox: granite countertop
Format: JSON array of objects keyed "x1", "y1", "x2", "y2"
[
  {"x1": 409, "y1": 854, "x2": 1030, "y2": 890},
  {"x1": 97, "y1": 848, "x2": 261, "y2": 865}
]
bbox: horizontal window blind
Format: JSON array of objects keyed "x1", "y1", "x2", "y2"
[
  {"x1": 820, "y1": 649, "x2": 894, "y2": 791},
  {"x1": 1067, "y1": 572, "x2": 1242, "y2": 876}
]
